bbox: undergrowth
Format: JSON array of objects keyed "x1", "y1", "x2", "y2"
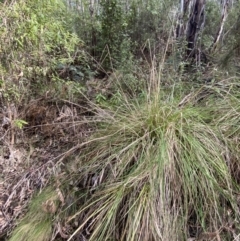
[
  {"x1": 1, "y1": 1, "x2": 240, "y2": 241},
  {"x1": 62, "y1": 75, "x2": 240, "y2": 241},
  {"x1": 9, "y1": 188, "x2": 59, "y2": 241}
]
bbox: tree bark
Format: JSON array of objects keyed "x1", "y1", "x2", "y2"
[
  {"x1": 210, "y1": 0, "x2": 229, "y2": 53},
  {"x1": 176, "y1": 0, "x2": 206, "y2": 59},
  {"x1": 185, "y1": 0, "x2": 206, "y2": 57}
]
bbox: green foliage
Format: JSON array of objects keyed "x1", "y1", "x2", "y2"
[
  {"x1": 125, "y1": 0, "x2": 174, "y2": 57},
  {"x1": 1, "y1": 0, "x2": 80, "y2": 65},
  {"x1": 95, "y1": 93, "x2": 107, "y2": 104},
  {"x1": 9, "y1": 188, "x2": 59, "y2": 241},
  {"x1": 203, "y1": 0, "x2": 222, "y2": 47},
  {"x1": 203, "y1": 1, "x2": 240, "y2": 68},
  {"x1": 127, "y1": 1, "x2": 158, "y2": 44},
  {"x1": 13, "y1": 119, "x2": 28, "y2": 129},
  {"x1": 0, "y1": 0, "x2": 83, "y2": 102},
  {"x1": 67, "y1": 0, "x2": 175, "y2": 69},
  {"x1": 100, "y1": 0, "x2": 124, "y2": 47},
  {"x1": 98, "y1": 0, "x2": 128, "y2": 68},
  {"x1": 218, "y1": 2, "x2": 240, "y2": 68}
]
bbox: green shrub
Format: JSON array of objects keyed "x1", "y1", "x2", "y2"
[{"x1": 0, "y1": 0, "x2": 83, "y2": 102}]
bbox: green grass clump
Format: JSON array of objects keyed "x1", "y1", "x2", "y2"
[
  {"x1": 66, "y1": 80, "x2": 240, "y2": 240},
  {"x1": 9, "y1": 188, "x2": 59, "y2": 241}
]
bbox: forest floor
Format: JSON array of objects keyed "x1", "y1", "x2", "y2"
[{"x1": 0, "y1": 91, "x2": 95, "y2": 239}]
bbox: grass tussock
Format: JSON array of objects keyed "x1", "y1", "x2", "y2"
[
  {"x1": 9, "y1": 188, "x2": 59, "y2": 241},
  {"x1": 65, "y1": 76, "x2": 240, "y2": 241},
  {"x1": 2, "y1": 0, "x2": 240, "y2": 240}
]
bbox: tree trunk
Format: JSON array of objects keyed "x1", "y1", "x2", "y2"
[
  {"x1": 176, "y1": 0, "x2": 206, "y2": 59},
  {"x1": 186, "y1": 0, "x2": 206, "y2": 57}
]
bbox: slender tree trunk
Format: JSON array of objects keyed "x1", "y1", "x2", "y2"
[
  {"x1": 185, "y1": 0, "x2": 206, "y2": 57},
  {"x1": 176, "y1": 0, "x2": 206, "y2": 59},
  {"x1": 210, "y1": 0, "x2": 229, "y2": 53}
]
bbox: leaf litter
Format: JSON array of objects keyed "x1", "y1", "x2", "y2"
[{"x1": 0, "y1": 99, "x2": 93, "y2": 238}]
